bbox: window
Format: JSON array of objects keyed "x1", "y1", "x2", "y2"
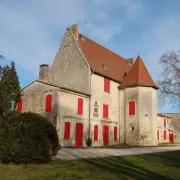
[
  {"x1": 77, "y1": 98, "x2": 83, "y2": 115},
  {"x1": 64, "y1": 122, "x2": 70, "y2": 139},
  {"x1": 104, "y1": 78, "x2": 110, "y2": 93},
  {"x1": 103, "y1": 104, "x2": 109, "y2": 118},
  {"x1": 94, "y1": 125, "x2": 98, "y2": 141},
  {"x1": 164, "y1": 119, "x2": 166, "y2": 128},
  {"x1": 114, "y1": 127, "x2": 117, "y2": 140},
  {"x1": 17, "y1": 98, "x2": 23, "y2": 113},
  {"x1": 164, "y1": 130, "x2": 166, "y2": 140},
  {"x1": 131, "y1": 127, "x2": 134, "y2": 131},
  {"x1": 93, "y1": 101, "x2": 99, "y2": 117},
  {"x1": 129, "y1": 101, "x2": 135, "y2": 115},
  {"x1": 45, "y1": 95, "x2": 52, "y2": 112},
  {"x1": 157, "y1": 130, "x2": 159, "y2": 140}
]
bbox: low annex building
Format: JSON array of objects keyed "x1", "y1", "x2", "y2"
[{"x1": 18, "y1": 24, "x2": 178, "y2": 147}]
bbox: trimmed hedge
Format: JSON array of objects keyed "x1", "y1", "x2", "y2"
[{"x1": 0, "y1": 112, "x2": 60, "y2": 164}]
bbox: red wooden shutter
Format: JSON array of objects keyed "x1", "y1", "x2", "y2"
[
  {"x1": 103, "y1": 104, "x2": 108, "y2": 118},
  {"x1": 45, "y1": 95, "x2": 52, "y2": 112},
  {"x1": 104, "y1": 78, "x2": 110, "y2": 93},
  {"x1": 157, "y1": 130, "x2": 159, "y2": 140},
  {"x1": 114, "y1": 127, "x2": 117, "y2": 140},
  {"x1": 17, "y1": 99, "x2": 23, "y2": 112},
  {"x1": 129, "y1": 101, "x2": 135, "y2": 115},
  {"x1": 77, "y1": 98, "x2": 83, "y2": 114},
  {"x1": 164, "y1": 119, "x2": 166, "y2": 127},
  {"x1": 64, "y1": 122, "x2": 70, "y2": 139},
  {"x1": 164, "y1": 130, "x2": 166, "y2": 140},
  {"x1": 94, "y1": 125, "x2": 98, "y2": 141}
]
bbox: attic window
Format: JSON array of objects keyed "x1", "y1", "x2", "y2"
[
  {"x1": 80, "y1": 35, "x2": 85, "y2": 42},
  {"x1": 102, "y1": 64, "x2": 108, "y2": 71}
]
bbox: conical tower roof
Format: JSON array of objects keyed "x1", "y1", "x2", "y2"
[{"x1": 120, "y1": 54, "x2": 158, "y2": 89}]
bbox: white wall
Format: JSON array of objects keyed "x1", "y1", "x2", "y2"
[
  {"x1": 58, "y1": 90, "x2": 89, "y2": 147},
  {"x1": 90, "y1": 74, "x2": 120, "y2": 146}
]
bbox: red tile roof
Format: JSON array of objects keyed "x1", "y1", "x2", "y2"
[
  {"x1": 78, "y1": 33, "x2": 131, "y2": 82},
  {"x1": 120, "y1": 55, "x2": 158, "y2": 89}
]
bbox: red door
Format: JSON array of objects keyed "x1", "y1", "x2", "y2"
[
  {"x1": 75, "y1": 123, "x2": 83, "y2": 147},
  {"x1": 169, "y1": 131, "x2": 174, "y2": 143},
  {"x1": 103, "y1": 125, "x2": 109, "y2": 146}
]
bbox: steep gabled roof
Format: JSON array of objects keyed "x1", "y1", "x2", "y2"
[
  {"x1": 120, "y1": 55, "x2": 158, "y2": 89},
  {"x1": 78, "y1": 33, "x2": 131, "y2": 82}
]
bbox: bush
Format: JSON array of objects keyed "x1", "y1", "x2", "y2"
[
  {"x1": 0, "y1": 112, "x2": 60, "y2": 164},
  {"x1": 86, "y1": 137, "x2": 92, "y2": 147}
]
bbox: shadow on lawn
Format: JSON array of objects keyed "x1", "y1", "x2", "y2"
[{"x1": 79, "y1": 154, "x2": 173, "y2": 180}]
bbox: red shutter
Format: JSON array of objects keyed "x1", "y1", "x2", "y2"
[
  {"x1": 164, "y1": 119, "x2": 166, "y2": 128},
  {"x1": 157, "y1": 130, "x2": 159, "y2": 140},
  {"x1": 104, "y1": 78, "x2": 110, "y2": 93},
  {"x1": 17, "y1": 99, "x2": 23, "y2": 113},
  {"x1": 64, "y1": 122, "x2": 70, "y2": 139},
  {"x1": 77, "y1": 98, "x2": 83, "y2": 114},
  {"x1": 94, "y1": 125, "x2": 98, "y2": 141},
  {"x1": 129, "y1": 101, "x2": 135, "y2": 115},
  {"x1": 45, "y1": 95, "x2": 52, "y2": 112},
  {"x1": 114, "y1": 127, "x2": 117, "y2": 140},
  {"x1": 164, "y1": 130, "x2": 166, "y2": 140},
  {"x1": 103, "y1": 104, "x2": 108, "y2": 118}
]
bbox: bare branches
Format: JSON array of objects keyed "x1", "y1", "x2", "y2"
[
  {"x1": 157, "y1": 50, "x2": 180, "y2": 109},
  {"x1": 0, "y1": 55, "x2": 4, "y2": 59}
]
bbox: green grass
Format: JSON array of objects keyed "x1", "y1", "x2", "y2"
[{"x1": 0, "y1": 151, "x2": 180, "y2": 180}]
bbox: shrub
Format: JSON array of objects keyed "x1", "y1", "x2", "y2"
[
  {"x1": 86, "y1": 137, "x2": 92, "y2": 147},
  {"x1": 0, "y1": 112, "x2": 60, "y2": 164}
]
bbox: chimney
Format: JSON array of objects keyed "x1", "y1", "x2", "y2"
[
  {"x1": 39, "y1": 64, "x2": 49, "y2": 82},
  {"x1": 71, "y1": 24, "x2": 79, "y2": 41},
  {"x1": 127, "y1": 58, "x2": 135, "y2": 66}
]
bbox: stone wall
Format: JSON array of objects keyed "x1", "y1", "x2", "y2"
[
  {"x1": 49, "y1": 28, "x2": 90, "y2": 94},
  {"x1": 58, "y1": 91, "x2": 89, "y2": 147},
  {"x1": 120, "y1": 87, "x2": 158, "y2": 146},
  {"x1": 90, "y1": 74, "x2": 120, "y2": 146},
  {"x1": 22, "y1": 81, "x2": 60, "y2": 126}
]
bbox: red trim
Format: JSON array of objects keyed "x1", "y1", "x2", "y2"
[
  {"x1": 17, "y1": 99, "x2": 23, "y2": 112},
  {"x1": 77, "y1": 98, "x2": 83, "y2": 114},
  {"x1": 103, "y1": 104, "x2": 109, "y2": 118},
  {"x1": 94, "y1": 125, "x2": 98, "y2": 141},
  {"x1": 114, "y1": 127, "x2": 117, "y2": 140},
  {"x1": 164, "y1": 119, "x2": 166, "y2": 128},
  {"x1": 45, "y1": 95, "x2": 52, "y2": 112},
  {"x1": 129, "y1": 101, "x2": 135, "y2": 115},
  {"x1": 164, "y1": 130, "x2": 166, "y2": 140},
  {"x1": 104, "y1": 78, "x2": 110, "y2": 93},
  {"x1": 157, "y1": 130, "x2": 159, "y2": 140},
  {"x1": 64, "y1": 122, "x2": 70, "y2": 139}
]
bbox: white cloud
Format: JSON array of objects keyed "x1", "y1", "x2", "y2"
[{"x1": 0, "y1": 0, "x2": 144, "y2": 75}]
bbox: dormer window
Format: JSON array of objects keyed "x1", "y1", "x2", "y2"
[{"x1": 102, "y1": 64, "x2": 107, "y2": 71}]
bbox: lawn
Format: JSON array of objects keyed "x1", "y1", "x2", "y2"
[{"x1": 0, "y1": 150, "x2": 180, "y2": 180}]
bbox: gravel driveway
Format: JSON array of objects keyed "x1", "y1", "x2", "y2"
[{"x1": 56, "y1": 145, "x2": 180, "y2": 160}]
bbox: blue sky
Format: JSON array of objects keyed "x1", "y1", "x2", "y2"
[{"x1": 0, "y1": 0, "x2": 180, "y2": 113}]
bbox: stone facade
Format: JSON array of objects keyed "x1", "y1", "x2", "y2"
[{"x1": 20, "y1": 24, "x2": 178, "y2": 147}]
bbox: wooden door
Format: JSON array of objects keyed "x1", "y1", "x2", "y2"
[
  {"x1": 103, "y1": 125, "x2": 109, "y2": 146},
  {"x1": 169, "y1": 131, "x2": 174, "y2": 143},
  {"x1": 75, "y1": 123, "x2": 83, "y2": 147}
]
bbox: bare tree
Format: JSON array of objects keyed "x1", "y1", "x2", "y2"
[{"x1": 157, "y1": 50, "x2": 180, "y2": 109}]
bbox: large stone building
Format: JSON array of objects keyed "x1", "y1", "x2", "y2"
[{"x1": 17, "y1": 24, "x2": 179, "y2": 147}]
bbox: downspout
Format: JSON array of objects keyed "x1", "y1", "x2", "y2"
[
  {"x1": 118, "y1": 87, "x2": 121, "y2": 145},
  {"x1": 88, "y1": 69, "x2": 92, "y2": 138}
]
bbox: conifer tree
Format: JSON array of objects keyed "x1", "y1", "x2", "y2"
[{"x1": 0, "y1": 62, "x2": 21, "y2": 117}]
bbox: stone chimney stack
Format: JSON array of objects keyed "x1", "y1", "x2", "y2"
[
  {"x1": 39, "y1": 64, "x2": 49, "y2": 82},
  {"x1": 71, "y1": 24, "x2": 79, "y2": 41},
  {"x1": 127, "y1": 58, "x2": 135, "y2": 66}
]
